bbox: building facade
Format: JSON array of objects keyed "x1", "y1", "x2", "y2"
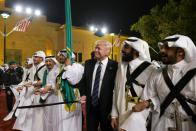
[{"x1": 0, "y1": 1, "x2": 127, "y2": 65}]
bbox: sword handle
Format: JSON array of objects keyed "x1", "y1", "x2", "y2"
[
  {"x1": 168, "y1": 127, "x2": 177, "y2": 131},
  {"x1": 175, "y1": 109, "x2": 182, "y2": 131},
  {"x1": 174, "y1": 102, "x2": 182, "y2": 131}
]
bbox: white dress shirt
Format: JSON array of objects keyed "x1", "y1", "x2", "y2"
[{"x1": 91, "y1": 57, "x2": 108, "y2": 97}]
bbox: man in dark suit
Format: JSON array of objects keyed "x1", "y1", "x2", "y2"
[
  {"x1": 3, "y1": 61, "x2": 23, "y2": 112},
  {"x1": 0, "y1": 67, "x2": 3, "y2": 93},
  {"x1": 80, "y1": 40, "x2": 118, "y2": 131}
]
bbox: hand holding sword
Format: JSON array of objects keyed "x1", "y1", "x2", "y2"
[
  {"x1": 16, "y1": 81, "x2": 33, "y2": 92},
  {"x1": 39, "y1": 86, "x2": 52, "y2": 94},
  {"x1": 3, "y1": 81, "x2": 33, "y2": 121},
  {"x1": 34, "y1": 85, "x2": 52, "y2": 95},
  {"x1": 32, "y1": 80, "x2": 42, "y2": 87}
]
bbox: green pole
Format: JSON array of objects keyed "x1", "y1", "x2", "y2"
[{"x1": 65, "y1": 0, "x2": 72, "y2": 59}]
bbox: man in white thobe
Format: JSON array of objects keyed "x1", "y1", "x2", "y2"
[
  {"x1": 39, "y1": 56, "x2": 59, "y2": 131},
  {"x1": 57, "y1": 49, "x2": 84, "y2": 131},
  {"x1": 111, "y1": 37, "x2": 158, "y2": 131},
  {"x1": 31, "y1": 51, "x2": 46, "y2": 131},
  {"x1": 57, "y1": 49, "x2": 67, "y2": 70},
  {"x1": 133, "y1": 34, "x2": 196, "y2": 131},
  {"x1": 56, "y1": 49, "x2": 76, "y2": 87},
  {"x1": 13, "y1": 58, "x2": 35, "y2": 131}
]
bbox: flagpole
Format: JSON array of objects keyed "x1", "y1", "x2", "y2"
[
  {"x1": 112, "y1": 30, "x2": 122, "y2": 59},
  {"x1": 6, "y1": 28, "x2": 15, "y2": 37},
  {"x1": 65, "y1": 0, "x2": 73, "y2": 59},
  {"x1": 0, "y1": 28, "x2": 15, "y2": 38},
  {"x1": 149, "y1": 46, "x2": 159, "y2": 55},
  {"x1": 111, "y1": 35, "x2": 114, "y2": 59},
  {"x1": 0, "y1": 30, "x2": 4, "y2": 36},
  {"x1": 3, "y1": 18, "x2": 7, "y2": 63}
]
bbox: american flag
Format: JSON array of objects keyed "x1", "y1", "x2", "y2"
[
  {"x1": 113, "y1": 34, "x2": 121, "y2": 47},
  {"x1": 113, "y1": 30, "x2": 122, "y2": 47},
  {"x1": 14, "y1": 16, "x2": 33, "y2": 32}
]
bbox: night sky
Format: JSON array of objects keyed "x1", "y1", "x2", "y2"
[{"x1": 8, "y1": 0, "x2": 167, "y2": 36}]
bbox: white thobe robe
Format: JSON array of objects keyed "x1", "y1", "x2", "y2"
[
  {"x1": 58, "y1": 63, "x2": 84, "y2": 131},
  {"x1": 31, "y1": 62, "x2": 46, "y2": 131},
  {"x1": 42, "y1": 66, "x2": 59, "y2": 131},
  {"x1": 13, "y1": 66, "x2": 35, "y2": 131},
  {"x1": 142, "y1": 60, "x2": 196, "y2": 131},
  {"x1": 111, "y1": 58, "x2": 156, "y2": 131}
]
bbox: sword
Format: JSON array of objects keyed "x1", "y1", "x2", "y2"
[
  {"x1": 17, "y1": 100, "x2": 80, "y2": 109},
  {"x1": 168, "y1": 102, "x2": 182, "y2": 131},
  {"x1": 3, "y1": 85, "x2": 20, "y2": 121},
  {"x1": 3, "y1": 82, "x2": 34, "y2": 121}
]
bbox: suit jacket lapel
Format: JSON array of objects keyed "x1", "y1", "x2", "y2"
[{"x1": 99, "y1": 59, "x2": 112, "y2": 97}]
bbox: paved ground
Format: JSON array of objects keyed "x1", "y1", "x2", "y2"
[{"x1": 0, "y1": 90, "x2": 17, "y2": 131}]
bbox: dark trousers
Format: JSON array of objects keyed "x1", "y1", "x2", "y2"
[
  {"x1": 5, "y1": 86, "x2": 14, "y2": 112},
  {"x1": 87, "y1": 104, "x2": 113, "y2": 131},
  {"x1": 0, "y1": 85, "x2": 2, "y2": 93}
]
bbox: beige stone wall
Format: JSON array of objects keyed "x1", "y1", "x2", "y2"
[{"x1": 0, "y1": 0, "x2": 4, "y2": 8}]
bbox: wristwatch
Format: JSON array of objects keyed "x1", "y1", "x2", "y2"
[{"x1": 146, "y1": 99, "x2": 154, "y2": 108}]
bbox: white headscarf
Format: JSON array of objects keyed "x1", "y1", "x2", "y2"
[
  {"x1": 45, "y1": 56, "x2": 59, "y2": 65},
  {"x1": 58, "y1": 49, "x2": 67, "y2": 57},
  {"x1": 2, "y1": 64, "x2": 9, "y2": 71},
  {"x1": 26, "y1": 58, "x2": 33, "y2": 65},
  {"x1": 33, "y1": 51, "x2": 46, "y2": 61},
  {"x1": 122, "y1": 37, "x2": 151, "y2": 62},
  {"x1": 58, "y1": 49, "x2": 75, "y2": 60},
  {"x1": 158, "y1": 34, "x2": 196, "y2": 62}
]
